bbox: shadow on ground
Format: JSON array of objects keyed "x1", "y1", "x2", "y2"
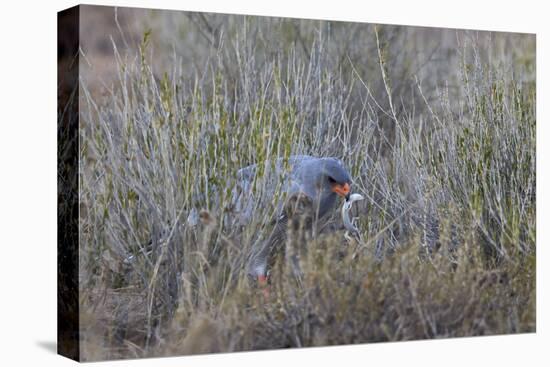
[{"x1": 36, "y1": 340, "x2": 57, "y2": 354}]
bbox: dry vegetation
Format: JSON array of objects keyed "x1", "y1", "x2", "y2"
[{"x1": 74, "y1": 7, "x2": 535, "y2": 361}]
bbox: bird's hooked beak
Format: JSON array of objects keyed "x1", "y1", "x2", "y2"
[{"x1": 331, "y1": 182, "x2": 351, "y2": 199}]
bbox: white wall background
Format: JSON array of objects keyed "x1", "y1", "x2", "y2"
[{"x1": 0, "y1": 0, "x2": 546, "y2": 366}]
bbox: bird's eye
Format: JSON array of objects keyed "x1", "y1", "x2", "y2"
[{"x1": 328, "y1": 176, "x2": 337, "y2": 184}]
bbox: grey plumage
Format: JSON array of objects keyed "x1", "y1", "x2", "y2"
[
  {"x1": 249, "y1": 191, "x2": 315, "y2": 279},
  {"x1": 235, "y1": 155, "x2": 352, "y2": 279},
  {"x1": 232, "y1": 155, "x2": 351, "y2": 225}
]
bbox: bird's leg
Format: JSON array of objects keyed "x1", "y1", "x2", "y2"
[
  {"x1": 257, "y1": 275, "x2": 270, "y2": 300},
  {"x1": 258, "y1": 274, "x2": 268, "y2": 286}
]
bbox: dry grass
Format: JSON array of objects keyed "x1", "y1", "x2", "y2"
[{"x1": 75, "y1": 7, "x2": 535, "y2": 361}]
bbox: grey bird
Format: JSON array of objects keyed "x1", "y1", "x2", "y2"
[{"x1": 233, "y1": 155, "x2": 352, "y2": 284}]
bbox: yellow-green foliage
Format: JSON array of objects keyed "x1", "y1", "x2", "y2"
[{"x1": 78, "y1": 13, "x2": 535, "y2": 361}]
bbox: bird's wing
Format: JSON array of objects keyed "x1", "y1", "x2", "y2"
[{"x1": 232, "y1": 156, "x2": 316, "y2": 225}]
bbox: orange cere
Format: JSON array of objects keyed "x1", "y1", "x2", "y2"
[{"x1": 332, "y1": 182, "x2": 351, "y2": 197}]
